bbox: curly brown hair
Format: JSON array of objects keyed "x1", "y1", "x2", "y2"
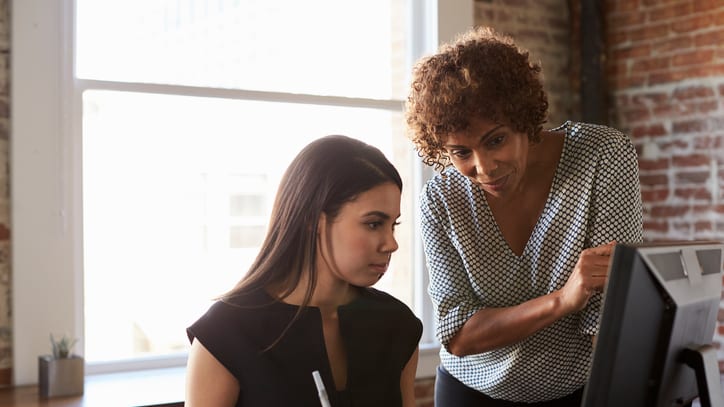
[{"x1": 405, "y1": 26, "x2": 549, "y2": 170}]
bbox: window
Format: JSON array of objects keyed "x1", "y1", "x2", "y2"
[{"x1": 11, "y1": 0, "x2": 472, "y2": 384}]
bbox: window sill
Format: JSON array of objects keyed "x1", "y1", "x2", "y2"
[{"x1": 0, "y1": 367, "x2": 185, "y2": 407}]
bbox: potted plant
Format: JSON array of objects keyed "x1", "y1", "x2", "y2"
[{"x1": 38, "y1": 333, "x2": 84, "y2": 398}]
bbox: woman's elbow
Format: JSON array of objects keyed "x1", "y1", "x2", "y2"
[{"x1": 446, "y1": 336, "x2": 470, "y2": 357}]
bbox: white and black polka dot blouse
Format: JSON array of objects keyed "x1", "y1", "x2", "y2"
[{"x1": 420, "y1": 121, "x2": 644, "y2": 402}]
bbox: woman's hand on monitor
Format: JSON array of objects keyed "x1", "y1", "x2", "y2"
[{"x1": 559, "y1": 242, "x2": 616, "y2": 313}]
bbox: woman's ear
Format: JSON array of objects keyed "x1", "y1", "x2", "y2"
[{"x1": 317, "y1": 213, "x2": 327, "y2": 237}]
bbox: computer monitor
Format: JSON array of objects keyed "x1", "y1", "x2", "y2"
[{"x1": 582, "y1": 241, "x2": 724, "y2": 407}]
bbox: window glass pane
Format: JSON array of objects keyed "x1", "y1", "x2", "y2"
[
  {"x1": 76, "y1": 0, "x2": 410, "y2": 99},
  {"x1": 82, "y1": 90, "x2": 413, "y2": 362}
]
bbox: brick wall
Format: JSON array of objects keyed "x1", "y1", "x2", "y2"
[
  {"x1": 0, "y1": 0, "x2": 10, "y2": 388},
  {"x1": 604, "y1": 0, "x2": 724, "y2": 368},
  {"x1": 474, "y1": 0, "x2": 577, "y2": 127}
]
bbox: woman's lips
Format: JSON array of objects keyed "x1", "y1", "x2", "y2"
[
  {"x1": 481, "y1": 175, "x2": 508, "y2": 192},
  {"x1": 370, "y1": 263, "x2": 388, "y2": 273}
]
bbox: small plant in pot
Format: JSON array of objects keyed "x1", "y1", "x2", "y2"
[
  {"x1": 50, "y1": 333, "x2": 78, "y2": 359},
  {"x1": 38, "y1": 333, "x2": 84, "y2": 398}
]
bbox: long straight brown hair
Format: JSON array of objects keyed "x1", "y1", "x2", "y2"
[{"x1": 220, "y1": 135, "x2": 402, "y2": 345}]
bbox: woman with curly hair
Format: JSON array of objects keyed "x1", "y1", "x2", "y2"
[{"x1": 405, "y1": 27, "x2": 643, "y2": 406}]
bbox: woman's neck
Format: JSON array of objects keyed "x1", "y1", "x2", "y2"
[{"x1": 270, "y1": 270, "x2": 359, "y2": 312}]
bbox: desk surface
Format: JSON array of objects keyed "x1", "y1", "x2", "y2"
[{"x1": 0, "y1": 368, "x2": 185, "y2": 407}]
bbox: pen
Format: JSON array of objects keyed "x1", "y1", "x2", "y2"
[{"x1": 312, "y1": 370, "x2": 332, "y2": 407}]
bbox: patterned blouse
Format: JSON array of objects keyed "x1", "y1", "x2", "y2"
[{"x1": 419, "y1": 122, "x2": 644, "y2": 402}]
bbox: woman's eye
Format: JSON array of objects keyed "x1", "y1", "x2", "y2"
[
  {"x1": 450, "y1": 150, "x2": 470, "y2": 159},
  {"x1": 367, "y1": 221, "x2": 382, "y2": 230},
  {"x1": 488, "y1": 134, "x2": 506, "y2": 147}
]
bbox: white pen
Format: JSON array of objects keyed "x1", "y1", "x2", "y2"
[{"x1": 312, "y1": 370, "x2": 332, "y2": 407}]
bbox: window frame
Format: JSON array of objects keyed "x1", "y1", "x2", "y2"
[{"x1": 11, "y1": 0, "x2": 472, "y2": 384}]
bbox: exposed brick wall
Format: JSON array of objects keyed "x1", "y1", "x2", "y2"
[
  {"x1": 604, "y1": 0, "x2": 724, "y2": 370},
  {"x1": 474, "y1": 0, "x2": 577, "y2": 128},
  {"x1": 0, "y1": 0, "x2": 10, "y2": 388}
]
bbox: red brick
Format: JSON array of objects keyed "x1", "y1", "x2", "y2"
[
  {"x1": 607, "y1": 30, "x2": 629, "y2": 46},
  {"x1": 640, "y1": 173, "x2": 669, "y2": 186},
  {"x1": 660, "y1": 140, "x2": 689, "y2": 152},
  {"x1": 631, "y1": 92, "x2": 670, "y2": 106},
  {"x1": 643, "y1": 220, "x2": 669, "y2": 232},
  {"x1": 693, "y1": 0, "x2": 723, "y2": 13},
  {"x1": 631, "y1": 124, "x2": 667, "y2": 138},
  {"x1": 694, "y1": 135, "x2": 723, "y2": 150},
  {"x1": 671, "y1": 14, "x2": 715, "y2": 33},
  {"x1": 674, "y1": 186, "x2": 711, "y2": 200},
  {"x1": 649, "y1": 70, "x2": 687, "y2": 86},
  {"x1": 671, "y1": 49, "x2": 715, "y2": 67},
  {"x1": 690, "y1": 100, "x2": 719, "y2": 114},
  {"x1": 672, "y1": 155, "x2": 712, "y2": 168},
  {"x1": 628, "y1": 23, "x2": 670, "y2": 42},
  {"x1": 631, "y1": 56, "x2": 670, "y2": 73},
  {"x1": 0, "y1": 224, "x2": 9, "y2": 241},
  {"x1": 643, "y1": 0, "x2": 683, "y2": 5},
  {"x1": 606, "y1": 61, "x2": 628, "y2": 79},
  {"x1": 639, "y1": 157, "x2": 669, "y2": 170},
  {"x1": 652, "y1": 104, "x2": 684, "y2": 118},
  {"x1": 623, "y1": 107, "x2": 651, "y2": 123},
  {"x1": 672, "y1": 119, "x2": 709, "y2": 134},
  {"x1": 612, "y1": 43, "x2": 652, "y2": 60},
  {"x1": 694, "y1": 29, "x2": 724, "y2": 47},
  {"x1": 694, "y1": 220, "x2": 714, "y2": 232},
  {"x1": 0, "y1": 368, "x2": 9, "y2": 387},
  {"x1": 610, "y1": 11, "x2": 647, "y2": 27},
  {"x1": 650, "y1": 205, "x2": 689, "y2": 217},
  {"x1": 681, "y1": 63, "x2": 724, "y2": 78},
  {"x1": 609, "y1": 0, "x2": 644, "y2": 13},
  {"x1": 673, "y1": 86, "x2": 716, "y2": 100},
  {"x1": 612, "y1": 74, "x2": 648, "y2": 89},
  {"x1": 615, "y1": 94, "x2": 631, "y2": 108},
  {"x1": 695, "y1": 204, "x2": 721, "y2": 215},
  {"x1": 649, "y1": 3, "x2": 693, "y2": 22},
  {"x1": 652, "y1": 36, "x2": 694, "y2": 54},
  {"x1": 672, "y1": 222, "x2": 693, "y2": 234},
  {"x1": 641, "y1": 188, "x2": 670, "y2": 202},
  {"x1": 675, "y1": 170, "x2": 711, "y2": 183}
]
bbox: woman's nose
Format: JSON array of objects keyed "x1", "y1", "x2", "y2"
[
  {"x1": 383, "y1": 230, "x2": 399, "y2": 254},
  {"x1": 470, "y1": 151, "x2": 496, "y2": 177}
]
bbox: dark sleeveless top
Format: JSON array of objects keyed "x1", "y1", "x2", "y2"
[{"x1": 187, "y1": 287, "x2": 423, "y2": 406}]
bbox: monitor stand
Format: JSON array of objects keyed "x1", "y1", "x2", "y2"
[{"x1": 681, "y1": 345, "x2": 724, "y2": 407}]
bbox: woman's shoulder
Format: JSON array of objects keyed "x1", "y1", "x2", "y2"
[
  {"x1": 195, "y1": 289, "x2": 286, "y2": 326},
  {"x1": 359, "y1": 287, "x2": 412, "y2": 308},
  {"x1": 559, "y1": 121, "x2": 631, "y2": 144},
  {"x1": 349, "y1": 288, "x2": 420, "y2": 323},
  {"x1": 421, "y1": 166, "x2": 475, "y2": 206},
  {"x1": 343, "y1": 288, "x2": 423, "y2": 342},
  {"x1": 555, "y1": 121, "x2": 635, "y2": 158}
]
